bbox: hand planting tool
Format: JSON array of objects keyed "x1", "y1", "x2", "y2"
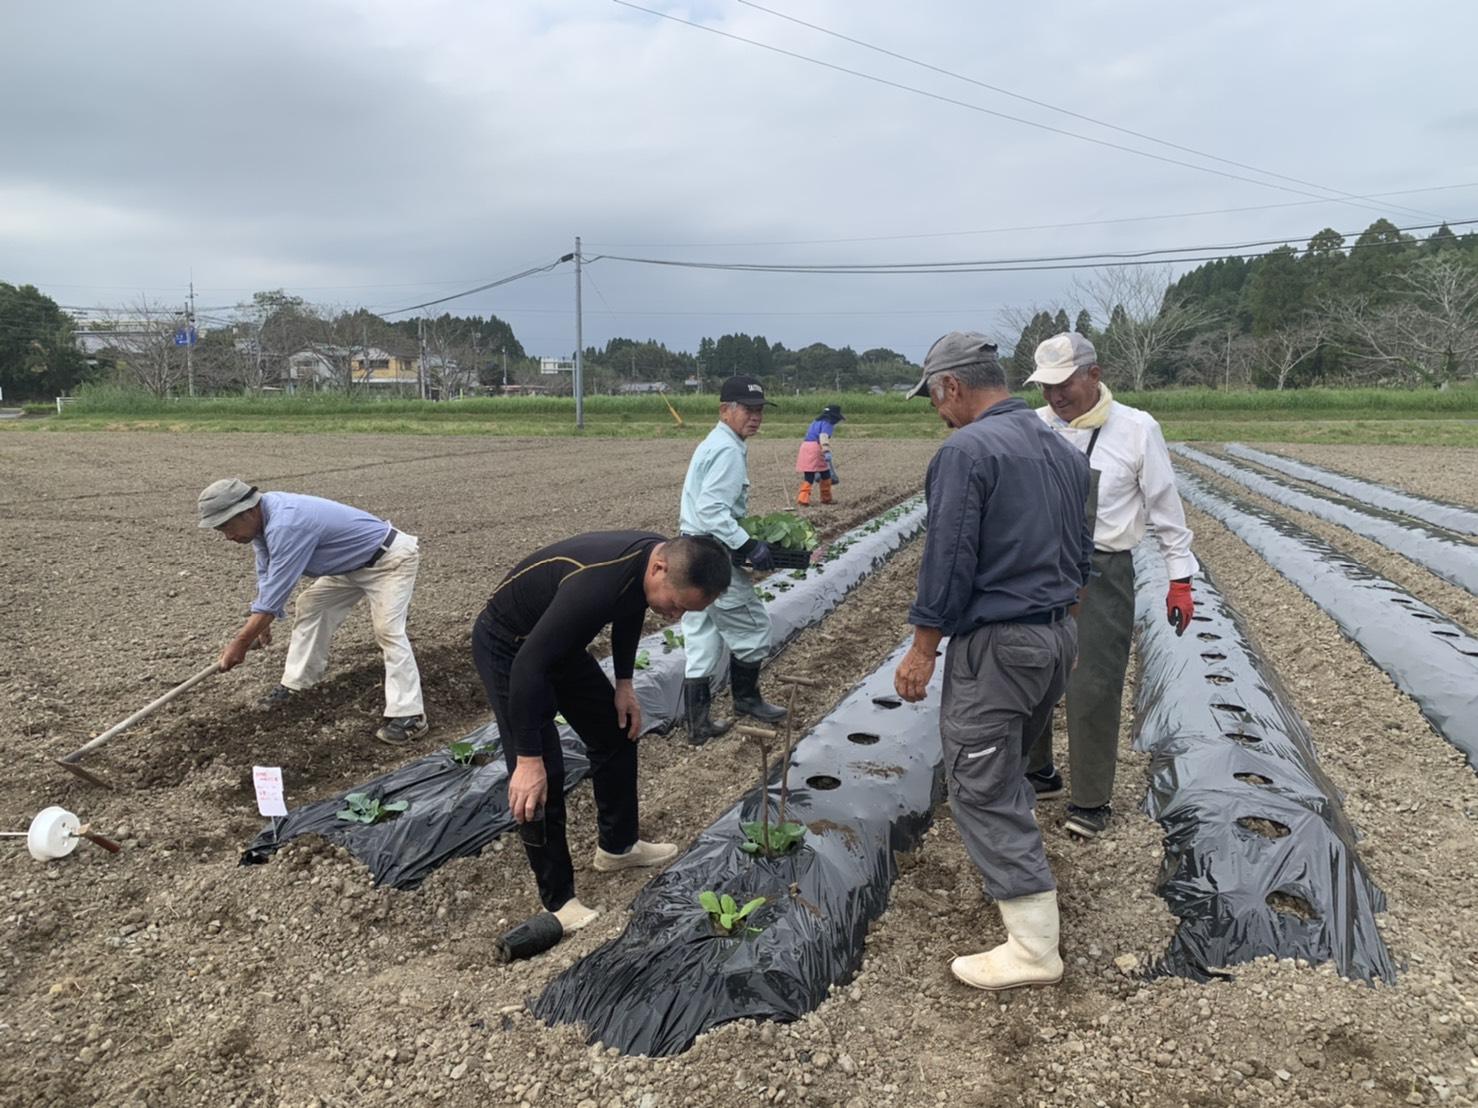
[
  {"x1": 55, "y1": 660, "x2": 221, "y2": 787},
  {"x1": 1, "y1": 806, "x2": 122, "y2": 860}
]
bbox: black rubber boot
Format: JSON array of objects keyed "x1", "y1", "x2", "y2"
[
  {"x1": 730, "y1": 659, "x2": 788, "y2": 723},
  {"x1": 683, "y1": 678, "x2": 732, "y2": 746}
]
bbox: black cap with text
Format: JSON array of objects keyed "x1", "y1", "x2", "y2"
[{"x1": 719, "y1": 375, "x2": 773, "y2": 407}]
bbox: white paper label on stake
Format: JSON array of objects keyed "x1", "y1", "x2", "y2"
[{"x1": 252, "y1": 766, "x2": 287, "y2": 817}]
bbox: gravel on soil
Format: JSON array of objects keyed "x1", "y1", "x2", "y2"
[
  {"x1": 1246, "y1": 444, "x2": 1478, "y2": 511},
  {"x1": 1179, "y1": 452, "x2": 1478, "y2": 632},
  {"x1": 3, "y1": 436, "x2": 1478, "y2": 1107}
]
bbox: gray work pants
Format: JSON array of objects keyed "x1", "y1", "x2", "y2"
[
  {"x1": 1027, "y1": 549, "x2": 1135, "y2": 810},
  {"x1": 941, "y1": 618, "x2": 1077, "y2": 902}
]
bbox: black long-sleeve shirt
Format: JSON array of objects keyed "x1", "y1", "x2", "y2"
[
  {"x1": 484, "y1": 530, "x2": 660, "y2": 755},
  {"x1": 908, "y1": 398, "x2": 1093, "y2": 636}
]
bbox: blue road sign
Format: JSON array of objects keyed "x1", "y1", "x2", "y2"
[{"x1": 174, "y1": 326, "x2": 197, "y2": 347}]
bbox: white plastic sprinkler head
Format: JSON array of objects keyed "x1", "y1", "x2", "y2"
[{"x1": 27, "y1": 806, "x2": 82, "y2": 861}]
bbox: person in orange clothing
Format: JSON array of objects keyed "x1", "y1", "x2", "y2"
[{"x1": 795, "y1": 404, "x2": 844, "y2": 506}]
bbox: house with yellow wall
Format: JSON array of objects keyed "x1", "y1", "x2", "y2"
[{"x1": 350, "y1": 347, "x2": 421, "y2": 386}]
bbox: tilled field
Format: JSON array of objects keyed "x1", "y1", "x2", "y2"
[{"x1": 2, "y1": 435, "x2": 1478, "y2": 1108}]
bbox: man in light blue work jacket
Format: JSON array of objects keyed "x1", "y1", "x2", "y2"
[{"x1": 678, "y1": 375, "x2": 788, "y2": 744}]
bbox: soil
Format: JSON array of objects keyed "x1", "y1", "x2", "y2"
[
  {"x1": 1245, "y1": 444, "x2": 1478, "y2": 510},
  {"x1": 2, "y1": 434, "x2": 1478, "y2": 1108},
  {"x1": 1183, "y1": 448, "x2": 1478, "y2": 633}
]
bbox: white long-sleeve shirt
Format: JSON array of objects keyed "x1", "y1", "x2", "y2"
[{"x1": 1036, "y1": 400, "x2": 1199, "y2": 580}]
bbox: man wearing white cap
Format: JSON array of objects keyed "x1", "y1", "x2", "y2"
[
  {"x1": 198, "y1": 478, "x2": 428, "y2": 746},
  {"x1": 1023, "y1": 332, "x2": 1197, "y2": 839}
]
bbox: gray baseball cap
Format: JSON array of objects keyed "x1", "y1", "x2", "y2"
[
  {"x1": 198, "y1": 478, "x2": 261, "y2": 528},
  {"x1": 905, "y1": 331, "x2": 1000, "y2": 399}
]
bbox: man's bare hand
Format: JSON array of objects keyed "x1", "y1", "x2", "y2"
[
  {"x1": 614, "y1": 680, "x2": 643, "y2": 740},
  {"x1": 219, "y1": 639, "x2": 250, "y2": 672},
  {"x1": 508, "y1": 758, "x2": 548, "y2": 823},
  {"x1": 894, "y1": 645, "x2": 937, "y2": 703}
]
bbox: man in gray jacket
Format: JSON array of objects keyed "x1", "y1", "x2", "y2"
[{"x1": 895, "y1": 332, "x2": 1092, "y2": 991}]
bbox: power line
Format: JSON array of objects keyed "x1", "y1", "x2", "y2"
[
  {"x1": 612, "y1": 0, "x2": 1437, "y2": 222},
  {"x1": 378, "y1": 256, "x2": 573, "y2": 316},
  {"x1": 588, "y1": 217, "x2": 1472, "y2": 276},
  {"x1": 735, "y1": 0, "x2": 1442, "y2": 222},
  {"x1": 584, "y1": 181, "x2": 1478, "y2": 250}
]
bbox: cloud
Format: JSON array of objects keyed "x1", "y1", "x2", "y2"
[{"x1": 2, "y1": 0, "x2": 1475, "y2": 357}]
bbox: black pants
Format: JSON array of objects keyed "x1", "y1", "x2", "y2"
[{"x1": 470, "y1": 609, "x2": 639, "y2": 910}]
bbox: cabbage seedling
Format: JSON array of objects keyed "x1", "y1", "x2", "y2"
[
  {"x1": 698, "y1": 890, "x2": 766, "y2": 935},
  {"x1": 449, "y1": 740, "x2": 497, "y2": 766},
  {"x1": 741, "y1": 819, "x2": 805, "y2": 856},
  {"x1": 335, "y1": 793, "x2": 408, "y2": 824}
]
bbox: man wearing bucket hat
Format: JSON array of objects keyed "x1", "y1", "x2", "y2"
[
  {"x1": 895, "y1": 331, "x2": 1093, "y2": 992},
  {"x1": 198, "y1": 479, "x2": 428, "y2": 746},
  {"x1": 1023, "y1": 332, "x2": 1198, "y2": 841},
  {"x1": 677, "y1": 374, "x2": 789, "y2": 744}
]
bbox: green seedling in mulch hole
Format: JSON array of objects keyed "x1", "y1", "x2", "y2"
[
  {"x1": 661, "y1": 629, "x2": 685, "y2": 653},
  {"x1": 449, "y1": 740, "x2": 497, "y2": 767},
  {"x1": 336, "y1": 793, "x2": 408, "y2": 824},
  {"x1": 741, "y1": 819, "x2": 806, "y2": 855},
  {"x1": 736, "y1": 678, "x2": 811, "y2": 859},
  {"x1": 634, "y1": 649, "x2": 651, "y2": 670},
  {"x1": 788, "y1": 569, "x2": 808, "y2": 581},
  {"x1": 699, "y1": 890, "x2": 767, "y2": 936},
  {"x1": 740, "y1": 511, "x2": 819, "y2": 553}
]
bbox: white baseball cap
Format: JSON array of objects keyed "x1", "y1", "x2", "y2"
[{"x1": 1025, "y1": 332, "x2": 1098, "y2": 386}]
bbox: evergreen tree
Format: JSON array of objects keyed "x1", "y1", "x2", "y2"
[{"x1": 0, "y1": 283, "x2": 93, "y2": 399}]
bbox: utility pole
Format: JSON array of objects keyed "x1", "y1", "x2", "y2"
[
  {"x1": 186, "y1": 275, "x2": 196, "y2": 397},
  {"x1": 417, "y1": 317, "x2": 428, "y2": 400},
  {"x1": 501, "y1": 347, "x2": 508, "y2": 389},
  {"x1": 574, "y1": 235, "x2": 584, "y2": 430}
]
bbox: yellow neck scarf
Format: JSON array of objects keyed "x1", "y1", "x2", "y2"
[{"x1": 1069, "y1": 384, "x2": 1113, "y2": 429}]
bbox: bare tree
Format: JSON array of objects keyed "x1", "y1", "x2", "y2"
[
  {"x1": 101, "y1": 299, "x2": 187, "y2": 397},
  {"x1": 422, "y1": 316, "x2": 479, "y2": 396},
  {"x1": 1183, "y1": 326, "x2": 1256, "y2": 390},
  {"x1": 1331, "y1": 257, "x2": 1478, "y2": 387},
  {"x1": 1074, "y1": 266, "x2": 1220, "y2": 391},
  {"x1": 305, "y1": 310, "x2": 373, "y2": 392},
  {"x1": 1253, "y1": 319, "x2": 1329, "y2": 391}
]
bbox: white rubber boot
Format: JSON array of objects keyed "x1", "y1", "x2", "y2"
[
  {"x1": 592, "y1": 839, "x2": 679, "y2": 872},
  {"x1": 950, "y1": 890, "x2": 1064, "y2": 991}
]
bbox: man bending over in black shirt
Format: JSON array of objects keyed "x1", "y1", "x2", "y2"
[{"x1": 471, "y1": 531, "x2": 732, "y2": 933}]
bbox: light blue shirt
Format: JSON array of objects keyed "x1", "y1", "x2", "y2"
[
  {"x1": 679, "y1": 422, "x2": 750, "y2": 551},
  {"x1": 250, "y1": 492, "x2": 392, "y2": 617}
]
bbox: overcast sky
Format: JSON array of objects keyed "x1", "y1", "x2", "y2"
[{"x1": 3, "y1": 0, "x2": 1476, "y2": 360}]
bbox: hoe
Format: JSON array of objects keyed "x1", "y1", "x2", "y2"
[{"x1": 55, "y1": 661, "x2": 221, "y2": 788}]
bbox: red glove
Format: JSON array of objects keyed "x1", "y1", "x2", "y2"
[{"x1": 1167, "y1": 580, "x2": 1194, "y2": 636}]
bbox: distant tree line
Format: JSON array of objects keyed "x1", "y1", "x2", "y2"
[
  {"x1": 1005, "y1": 220, "x2": 1478, "y2": 390},
  {"x1": 9, "y1": 218, "x2": 1471, "y2": 400}
]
